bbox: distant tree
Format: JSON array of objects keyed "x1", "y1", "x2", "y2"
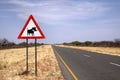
[
  {"x1": 115, "y1": 39, "x2": 120, "y2": 42},
  {"x1": 18, "y1": 42, "x2": 26, "y2": 46},
  {"x1": 100, "y1": 41, "x2": 114, "y2": 47},
  {"x1": 29, "y1": 42, "x2": 34, "y2": 46},
  {"x1": 114, "y1": 39, "x2": 120, "y2": 47},
  {"x1": 71, "y1": 41, "x2": 81, "y2": 46},
  {"x1": 0, "y1": 38, "x2": 16, "y2": 49},
  {"x1": 63, "y1": 42, "x2": 68, "y2": 45},
  {"x1": 34, "y1": 43, "x2": 45, "y2": 46},
  {"x1": 40, "y1": 43, "x2": 44, "y2": 45},
  {"x1": 84, "y1": 41, "x2": 92, "y2": 46},
  {"x1": 0, "y1": 38, "x2": 9, "y2": 46},
  {"x1": 0, "y1": 39, "x2": 2, "y2": 46}
]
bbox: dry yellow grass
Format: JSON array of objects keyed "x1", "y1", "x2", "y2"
[
  {"x1": 58, "y1": 45, "x2": 120, "y2": 56},
  {"x1": 0, "y1": 45, "x2": 64, "y2": 80}
]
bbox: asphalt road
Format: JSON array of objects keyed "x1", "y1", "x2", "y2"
[{"x1": 52, "y1": 45, "x2": 120, "y2": 80}]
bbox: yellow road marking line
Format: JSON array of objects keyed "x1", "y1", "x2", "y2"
[{"x1": 54, "y1": 50, "x2": 78, "y2": 80}]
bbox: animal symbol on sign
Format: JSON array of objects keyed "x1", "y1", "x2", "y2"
[{"x1": 27, "y1": 27, "x2": 37, "y2": 36}]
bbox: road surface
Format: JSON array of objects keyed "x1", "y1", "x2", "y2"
[{"x1": 52, "y1": 45, "x2": 120, "y2": 80}]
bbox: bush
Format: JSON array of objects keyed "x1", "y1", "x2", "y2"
[{"x1": 71, "y1": 41, "x2": 81, "y2": 46}]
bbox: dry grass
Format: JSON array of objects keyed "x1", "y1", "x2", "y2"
[
  {"x1": 0, "y1": 45, "x2": 64, "y2": 80},
  {"x1": 58, "y1": 45, "x2": 120, "y2": 56}
]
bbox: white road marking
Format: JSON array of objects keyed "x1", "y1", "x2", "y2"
[
  {"x1": 110, "y1": 62, "x2": 120, "y2": 67},
  {"x1": 83, "y1": 54, "x2": 91, "y2": 57}
]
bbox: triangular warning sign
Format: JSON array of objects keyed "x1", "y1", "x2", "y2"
[{"x1": 18, "y1": 15, "x2": 45, "y2": 39}]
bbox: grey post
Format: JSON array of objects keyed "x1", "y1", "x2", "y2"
[
  {"x1": 26, "y1": 39, "x2": 28, "y2": 74},
  {"x1": 35, "y1": 39, "x2": 37, "y2": 76}
]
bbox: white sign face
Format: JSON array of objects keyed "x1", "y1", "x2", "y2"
[
  {"x1": 18, "y1": 15, "x2": 45, "y2": 39},
  {"x1": 21, "y1": 19, "x2": 42, "y2": 37}
]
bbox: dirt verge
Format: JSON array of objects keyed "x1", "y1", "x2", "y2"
[
  {"x1": 0, "y1": 45, "x2": 64, "y2": 80},
  {"x1": 57, "y1": 45, "x2": 120, "y2": 56}
]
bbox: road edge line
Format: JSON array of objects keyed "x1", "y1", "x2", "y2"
[
  {"x1": 54, "y1": 50, "x2": 78, "y2": 80},
  {"x1": 110, "y1": 62, "x2": 120, "y2": 67}
]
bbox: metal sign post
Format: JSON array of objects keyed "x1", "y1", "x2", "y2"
[
  {"x1": 35, "y1": 39, "x2": 37, "y2": 76},
  {"x1": 26, "y1": 39, "x2": 28, "y2": 75}
]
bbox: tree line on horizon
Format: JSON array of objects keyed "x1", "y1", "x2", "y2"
[
  {"x1": 0, "y1": 38, "x2": 44, "y2": 49},
  {"x1": 63, "y1": 39, "x2": 120, "y2": 47},
  {"x1": 0, "y1": 38, "x2": 120, "y2": 49}
]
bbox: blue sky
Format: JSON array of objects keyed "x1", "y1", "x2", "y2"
[{"x1": 0, "y1": 0, "x2": 120, "y2": 44}]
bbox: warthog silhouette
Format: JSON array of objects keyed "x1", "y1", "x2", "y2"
[{"x1": 27, "y1": 27, "x2": 37, "y2": 36}]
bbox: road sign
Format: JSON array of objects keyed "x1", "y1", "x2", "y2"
[
  {"x1": 18, "y1": 15, "x2": 45, "y2": 39},
  {"x1": 17, "y1": 14, "x2": 45, "y2": 76}
]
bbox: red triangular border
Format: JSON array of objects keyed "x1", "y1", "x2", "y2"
[{"x1": 18, "y1": 15, "x2": 45, "y2": 39}]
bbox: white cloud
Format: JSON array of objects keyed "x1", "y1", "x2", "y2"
[
  {"x1": 5, "y1": 0, "x2": 110, "y2": 24},
  {"x1": 7, "y1": 0, "x2": 35, "y2": 7}
]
